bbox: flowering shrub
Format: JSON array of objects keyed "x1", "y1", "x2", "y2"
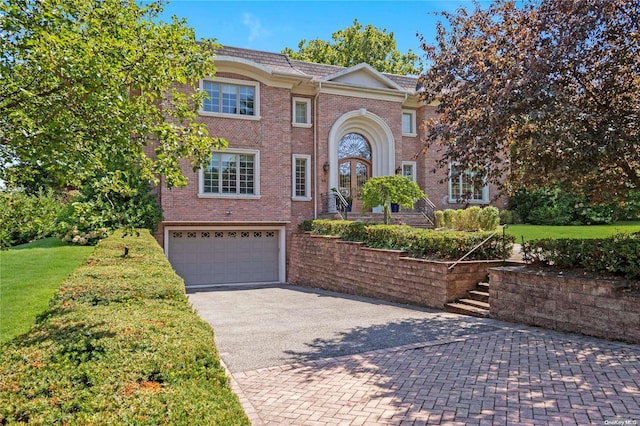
[
  {"x1": 59, "y1": 223, "x2": 109, "y2": 246},
  {"x1": 0, "y1": 188, "x2": 66, "y2": 248},
  {"x1": 56, "y1": 173, "x2": 162, "y2": 245}
]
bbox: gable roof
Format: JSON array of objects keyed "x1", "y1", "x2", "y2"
[
  {"x1": 319, "y1": 63, "x2": 405, "y2": 91},
  {"x1": 215, "y1": 45, "x2": 420, "y2": 94}
]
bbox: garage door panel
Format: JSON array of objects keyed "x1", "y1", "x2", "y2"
[{"x1": 168, "y1": 229, "x2": 280, "y2": 286}]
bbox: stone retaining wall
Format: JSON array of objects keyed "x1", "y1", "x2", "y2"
[
  {"x1": 490, "y1": 266, "x2": 640, "y2": 344},
  {"x1": 288, "y1": 233, "x2": 509, "y2": 309}
]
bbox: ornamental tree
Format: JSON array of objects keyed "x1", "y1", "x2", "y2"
[
  {"x1": 283, "y1": 19, "x2": 422, "y2": 75},
  {"x1": 0, "y1": 0, "x2": 226, "y2": 192},
  {"x1": 361, "y1": 175, "x2": 426, "y2": 225},
  {"x1": 418, "y1": 0, "x2": 639, "y2": 202}
]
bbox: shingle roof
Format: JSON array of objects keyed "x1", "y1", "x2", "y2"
[{"x1": 215, "y1": 45, "x2": 419, "y2": 93}]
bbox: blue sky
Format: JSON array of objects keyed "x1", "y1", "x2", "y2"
[{"x1": 160, "y1": 0, "x2": 491, "y2": 55}]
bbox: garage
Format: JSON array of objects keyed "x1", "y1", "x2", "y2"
[{"x1": 166, "y1": 227, "x2": 284, "y2": 287}]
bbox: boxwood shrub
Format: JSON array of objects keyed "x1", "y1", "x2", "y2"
[
  {"x1": 0, "y1": 230, "x2": 249, "y2": 425},
  {"x1": 308, "y1": 220, "x2": 514, "y2": 261},
  {"x1": 523, "y1": 232, "x2": 640, "y2": 279}
]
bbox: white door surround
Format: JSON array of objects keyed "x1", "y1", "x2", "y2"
[{"x1": 327, "y1": 109, "x2": 395, "y2": 192}]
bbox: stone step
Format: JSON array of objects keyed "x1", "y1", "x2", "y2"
[
  {"x1": 477, "y1": 282, "x2": 489, "y2": 291},
  {"x1": 444, "y1": 302, "x2": 490, "y2": 318},
  {"x1": 468, "y1": 290, "x2": 489, "y2": 303},
  {"x1": 457, "y1": 298, "x2": 490, "y2": 310}
]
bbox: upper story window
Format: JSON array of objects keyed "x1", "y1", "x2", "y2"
[
  {"x1": 402, "y1": 110, "x2": 417, "y2": 136},
  {"x1": 292, "y1": 97, "x2": 311, "y2": 127},
  {"x1": 448, "y1": 163, "x2": 488, "y2": 203},
  {"x1": 200, "y1": 77, "x2": 260, "y2": 119},
  {"x1": 199, "y1": 149, "x2": 260, "y2": 198}
]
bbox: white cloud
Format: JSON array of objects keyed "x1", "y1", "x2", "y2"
[{"x1": 242, "y1": 13, "x2": 271, "y2": 42}]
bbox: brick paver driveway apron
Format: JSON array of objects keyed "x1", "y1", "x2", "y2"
[{"x1": 188, "y1": 284, "x2": 640, "y2": 425}]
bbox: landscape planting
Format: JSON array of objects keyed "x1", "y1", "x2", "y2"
[
  {"x1": 302, "y1": 219, "x2": 514, "y2": 261},
  {"x1": 0, "y1": 230, "x2": 248, "y2": 425},
  {"x1": 523, "y1": 232, "x2": 640, "y2": 280}
]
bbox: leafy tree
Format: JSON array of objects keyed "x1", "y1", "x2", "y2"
[
  {"x1": 0, "y1": 188, "x2": 66, "y2": 247},
  {"x1": 361, "y1": 175, "x2": 426, "y2": 225},
  {"x1": 57, "y1": 170, "x2": 163, "y2": 245},
  {"x1": 0, "y1": 0, "x2": 226, "y2": 192},
  {"x1": 418, "y1": 0, "x2": 639, "y2": 202},
  {"x1": 283, "y1": 19, "x2": 422, "y2": 75}
]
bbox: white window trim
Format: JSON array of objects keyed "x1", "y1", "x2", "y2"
[
  {"x1": 198, "y1": 148, "x2": 261, "y2": 199},
  {"x1": 448, "y1": 162, "x2": 489, "y2": 204},
  {"x1": 292, "y1": 154, "x2": 312, "y2": 201},
  {"x1": 199, "y1": 76, "x2": 261, "y2": 120},
  {"x1": 402, "y1": 109, "x2": 417, "y2": 137},
  {"x1": 401, "y1": 161, "x2": 417, "y2": 183},
  {"x1": 292, "y1": 97, "x2": 312, "y2": 128}
]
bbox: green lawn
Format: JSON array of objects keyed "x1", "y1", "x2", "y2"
[
  {"x1": 506, "y1": 221, "x2": 640, "y2": 242},
  {"x1": 0, "y1": 238, "x2": 93, "y2": 344}
]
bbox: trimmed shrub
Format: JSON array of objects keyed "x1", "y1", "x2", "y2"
[
  {"x1": 479, "y1": 206, "x2": 500, "y2": 231},
  {"x1": 453, "y1": 206, "x2": 481, "y2": 231},
  {"x1": 523, "y1": 232, "x2": 640, "y2": 279},
  {"x1": 306, "y1": 220, "x2": 514, "y2": 261},
  {"x1": 0, "y1": 230, "x2": 249, "y2": 425},
  {"x1": 435, "y1": 207, "x2": 501, "y2": 231},
  {"x1": 442, "y1": 209, "x2": 456, "y2": 229}
]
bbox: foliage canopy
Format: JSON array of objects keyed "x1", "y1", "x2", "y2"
[
  {"x1": 361, "y1": 175, "x2": 426, "y2": 224},
  {"x1": 283, "y1": 19, "x2": 422, "y2": 75},
  {"x1": 0, "y1": 0, "x2": 226, "y2": 191},
  {"x1": 419, "y1": 0, "x2": 639, "y2": 202}
]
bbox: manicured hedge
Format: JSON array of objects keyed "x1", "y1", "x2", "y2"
[
  {"x1": 0, "y1": 230, "x2": 249, "y2": 425},
  {"x1": 523, "y1": 232, "x2": 640, "y2": 279},
  {"x1": 302, "y1": 220, "x2": 514, "y2": 261}
]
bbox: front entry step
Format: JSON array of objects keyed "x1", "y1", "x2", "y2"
[
  {"x1": 468, "y1": 290, "x2": 489, "y2": 303},
  {"x1": 445, "y1": 278, "x2": 491, "y2": 318},
  {"x1": 445, "y1": 302, "x2": 490, "y2": 318}
]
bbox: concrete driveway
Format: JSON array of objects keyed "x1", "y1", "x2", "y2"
[
  {"x1": 188, "y1": 284, "x2": 503, "y2": 373},
  {"x1": 188, "y1": 284, "x2": 640, "y2": 425}
]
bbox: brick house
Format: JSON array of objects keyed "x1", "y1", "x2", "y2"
[{"x1": 156, "y1": 46, "x2": 504, "y2": 288}]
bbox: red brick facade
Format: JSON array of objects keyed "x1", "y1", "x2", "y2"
[{"x1": 155, "y1": 46, "x2": 506, "y2": 283}]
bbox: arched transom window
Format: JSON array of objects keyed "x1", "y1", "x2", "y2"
[{"x1": 338, "y1": 133, "x2": 371, "y2": 160}]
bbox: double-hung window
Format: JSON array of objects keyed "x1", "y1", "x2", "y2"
[
  {"x1": 200, "y1": 77, "x2": 260, "y2": 119},
  {"x1": 448, "y1": 163, "x2": 488, "y2": 203},
  {"x1": 292, "y1": 154, "x2": 311, "y2": 200},
  {"x1": 292, "y1": 97, "x2": 311, "y2": 127},
  {"x1": 402, "y1": 110, "x2": 417, "y2": 136},
  {"x1": 200, "y1": 150, "x2": 260, "y2": 198}
]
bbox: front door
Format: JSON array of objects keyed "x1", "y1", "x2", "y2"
[{"x1": 339, "y1": 159, "x2": 371, "y2": 212}]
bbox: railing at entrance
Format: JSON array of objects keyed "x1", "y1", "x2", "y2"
[
  {"x1": 320, "y1": 191, "x2": 350, "y2": 220},
  {"x1": 415, "y1": 197, "x2": 437, "y2": 227}
]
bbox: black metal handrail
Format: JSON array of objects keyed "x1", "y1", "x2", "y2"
[{"x1": 447, "y1": 224, "x2": 508, "y2": 270}]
